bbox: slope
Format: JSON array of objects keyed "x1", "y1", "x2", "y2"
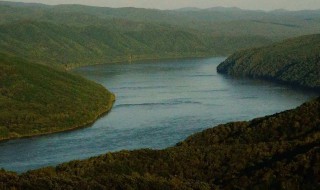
[
  {"x1": 217, "y1": 34, "x2": 320, "y2": 91},
  {"x1": 2, "y1": 2, "x2": 320, "y2": 68},
  {"x1": 0, "y1": 97, "x2": 319, "y2": 189},
  {"x1": 1, "y1": 2, "x2": 320, "y2": 37},
  {"x1": 0, "y1": 20, "x2": 271, "y2": 68},
  {"x1": 0, "y1": 53, "x2": 115, "y2": 141}
]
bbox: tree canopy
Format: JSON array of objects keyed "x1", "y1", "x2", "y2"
[{"x1": 0, "y1": 54, "x2": 115, "y2": 141}]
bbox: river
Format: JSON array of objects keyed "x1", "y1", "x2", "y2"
[{"x1": 0, "y1": 57, "x2": 317, "y2": 172}]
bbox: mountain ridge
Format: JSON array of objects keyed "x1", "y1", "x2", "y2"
[{"x1": 2, "y1": 1, "x2": 320, "y2": 68}]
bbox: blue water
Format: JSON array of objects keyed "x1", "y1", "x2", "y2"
[{"x1": 0, "y1": 57, "x2": 317, "y2": 173}]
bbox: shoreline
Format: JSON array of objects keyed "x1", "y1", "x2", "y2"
[
  {"x1": 1, "y1": 96, "x2": 319, "y2": 189},
  {"x1": 217, "y1": 71, "x2": 320, "y2": 94},
  {"x1": 65, "y1": 53, "x2": 223, "y2": 70},
  {"x1": 0, "y1": 93, "x2": 116, "y2": 143},
  {"x1": 0, "y1": 55, "x2": 218, "y2": 143},
  {"x1": 2, "y1": 52, "x2": 318, "y2": 143}
]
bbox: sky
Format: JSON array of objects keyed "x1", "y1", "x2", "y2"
[{"x1": 4, "y1": 0, "x2": 320, "y2": 11}]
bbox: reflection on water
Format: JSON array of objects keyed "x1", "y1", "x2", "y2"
[{"x1": 0, "y1": 57, "x2": 317, "y2": 173}]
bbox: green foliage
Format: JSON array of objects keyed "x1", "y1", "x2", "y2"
[
  {"x1": 1, "y1": 2, "x2": 320, "y2": 68},
  {"x1": 1, "y1": 2, "x2": 320, "y2": 37},
  {"x1": 0, "y1": 97, "x2": 319, "y2": 189},
  {"x1": 217, "y1": 34, "x2": 320, "y2": 90},
  {"x1": 0, "y1": 53, "x2": 115, "y2": 140},
  {"x1": 0, "y1": 20, "x2": 272, "y2": 69}
]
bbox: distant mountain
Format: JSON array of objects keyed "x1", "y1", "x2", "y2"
[
  {"x1": 0, "y1": 96, "x2": 319, "y2": 189},
  {"x1": 1, "y1": 2, "x2": 320, "y2": 67},
  {"x1": 0, "y1": 53, "x2": 115, "y2": 141},
  {"x1": 0, "y1": 20, "x2": 271, "y2": 68},
  {"x1": 0, "y1": 1, "x2": 46, "y2": 7},
  {"x1": 2, "y1": 2, "x2": 320, "y2": 24},
  {"x1": 177, "y1": 6, "x2": 245, "y2": 12},
  {"x1": 175, "y1": 7, "x2": 201, "y2": 12},
  {"x1": 205, "y1": 6, "x2": 244, "y2": 11},
  {"x1": 217, "y1": 34, "x2": 320, "y2": 91}
]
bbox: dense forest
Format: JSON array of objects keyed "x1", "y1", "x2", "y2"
[
  {"x1": 217, "y1": 34, "x2": 320, "y2": 91},
  {"x1": 0, "y1": 53, "x2": 115, "y2": 141},
  {"x1": 2, "y1": 20, "x2": 267, "y2": 68},
  {"x1": 1, "y1": 2, "x2": 320, "y2": 68},
  {"x1": 0, "y1": 97, "x2": 319, "y2": 189}
]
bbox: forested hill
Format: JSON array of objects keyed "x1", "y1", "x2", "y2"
[
  {"x1": 1, "y1": 1, "x2": 320, "y2": 34},
  {"x1": 217, "y1": 34, "x2": 320, "y2": 91},
  {"x1": 0, "y1": 20, "x2": 270, "y2": 68},
  {"x1": 0, "y1": 97, "x2": 319, "y2": 189},
  {"x1": 0, "y1": 54, "x2": 115, "y2": 141},
  {"x1": 1, "y1": 2, "x2": 320, "y2": 68}
]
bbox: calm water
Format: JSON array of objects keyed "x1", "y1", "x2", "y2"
[{"x1": 0, "y1": 57, "x2": 317, "y2": 173}]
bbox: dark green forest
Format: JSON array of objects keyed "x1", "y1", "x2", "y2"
[
  {"x1": 217, "y1": 34, "x2": 320, "y2": 91},
  {"x1": 1, "y1": 2, "x2": 320, "y2": 68},
  {"x1": 0, "y1": 97, "x2": 319, "y2": 189},
  {"x1": 0, "y1": 53, "x2": 115, "y2": 141}
]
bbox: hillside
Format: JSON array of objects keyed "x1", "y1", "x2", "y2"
[
  {"x1": 0, "y1": 20, "x2": 271, "y2": 68},
  {"x1": 1, "y1": 2, "x2": 320, "y2": 68},
  {"x1": 217, "y1": 34, "x2": 320, "y2": 91},
  {"x1": 0, "y1": 97, "x2": 319, "y2": 189},
  {"x1": 2, "y1": 2, "x2": 320, "y2": 33},
  {"x1": 0, "y1": 54, "x2": 115, "y2": 141}
]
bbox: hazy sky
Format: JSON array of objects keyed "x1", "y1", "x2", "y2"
[{"x1": 5, "y1": 0, "x2": 320, "y2": 10}]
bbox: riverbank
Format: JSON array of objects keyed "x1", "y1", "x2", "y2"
[
  {"x1": 65, "y1": 53, "x2": 216, "y2": 70},
  {"x1": 0, "y1": 93, "x2": 115, "y2": 143}
]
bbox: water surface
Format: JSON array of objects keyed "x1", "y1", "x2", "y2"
[{"x1": 0, "y1": 57, "x2": 317, "y2": 172}]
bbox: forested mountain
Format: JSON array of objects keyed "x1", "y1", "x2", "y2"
[
  {"x1": 1, "y1": 1, "x2": 320, "y2": 30},
  {"x1": 0, "y1": 20, "x2": 272, "y2": 68},
  {"x1": 1, "y1": 1, "x2": 320, "y2": 68},
  {"x1": 0, "y1": 97, "x2": 319, "y2": 189},
  {"x1": 0, "y1": 53, "x2": 115, "y2": 141},
  {"x1": 217, "y1": 34, "x2": 320, "y2": 91}
]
